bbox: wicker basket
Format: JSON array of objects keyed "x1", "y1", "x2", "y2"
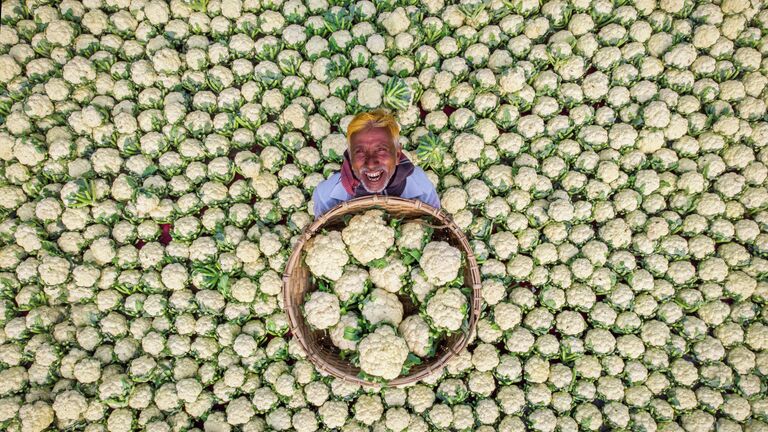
[{"x1": 283, "y1": 196, "x2": 482, "y2": 387}]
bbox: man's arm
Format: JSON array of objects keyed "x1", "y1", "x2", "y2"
[
  {"x1": 404, "y1": 168, "x2": 441, "y2": 209},
  {"x1": 312, "y1": 186, "x2": 332, "y2": 219},
  {"x1": 312, "y1": 173, "x2": 344, "y2": 219},
  {"x1": 421, "y1": 186, "x2": 440, "y2": 209},
  {"x1": 414, "y1": 183, "x2": 440, "y2": 209}
]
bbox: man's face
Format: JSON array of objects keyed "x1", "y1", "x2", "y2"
[{"x1": 350, "y1": 127, "x2": 398, "y2": 193}]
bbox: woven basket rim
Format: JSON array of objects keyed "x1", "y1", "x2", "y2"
[{"x1": 283, "y1": 196, "x2": 482, "y2": 387}]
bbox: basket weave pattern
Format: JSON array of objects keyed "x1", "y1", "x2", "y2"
[{"x1": 283, "y1": 196, "x2": 483, "y2": 387}]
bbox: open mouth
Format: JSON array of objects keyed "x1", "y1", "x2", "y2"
[{"x1": 364, "y1": 171, "x2": 384, "y2": 182}]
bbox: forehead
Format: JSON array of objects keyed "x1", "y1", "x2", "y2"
[{"x1": 349, "y1": 127, "x2": 393, "y2": 148}]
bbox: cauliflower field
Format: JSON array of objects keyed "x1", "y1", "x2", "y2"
[
  {"x1": 301, "y1": 210, "x2": 469, "y2": 382},
  {"x1": 2, "y1": 0, "x2": 768, "y2": 430}
]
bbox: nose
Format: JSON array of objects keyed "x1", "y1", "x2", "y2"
[{"x1": 364, "y1": 153, "x2": 380, "y2": 168}]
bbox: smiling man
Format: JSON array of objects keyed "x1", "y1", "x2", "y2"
[{"x1": 312, "y1": 109, "x2": 440, "y2": 219}]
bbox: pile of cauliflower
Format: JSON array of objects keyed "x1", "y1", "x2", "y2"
[
  {"x1": 2, "y1": 0, "x2": 768, "y2": 430},
  {"x1": 302, "y1": 210, "x2": 468, "y2": 381}
]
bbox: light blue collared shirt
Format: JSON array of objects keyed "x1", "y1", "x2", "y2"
[{"x1": 312, "y1": 167, "x2": 441, "y2": 219}]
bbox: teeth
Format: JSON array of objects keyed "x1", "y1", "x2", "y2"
[{"x1": 365, "y1": 171, "x2": 382, "y2": 181}]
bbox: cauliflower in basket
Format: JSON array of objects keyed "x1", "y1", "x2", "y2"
[
  {"x1": 342, "y1": 210, "x2": 395, "y2": 265},
  {"x1": 397, "y1": 221, "x2": 432, "y2": 251},
  {"x1": 304, "y1": 291, "x2": 341, "y2": 330},
  {"x1": 329, "y1": 312, "x2": 363, "y2": 351},
  {"x1": 369, "y1": 255, "x2": 408, "y2": 293},
  {"x1": 333, "y1": 265, "x2": 370, "y2": 304},
  {"x1": 399, "y1": 315, "x2": 436, "y2": 358},
  {"x1": 426, "y1": 287, "x2": 469, "y2": 332},
  {"x1": 409, "y1": 269, "x2": 436, "y2": 303},
  {"x1": 419, "y1": 241, "x2": 462, "y2": 286},
  {"x1": 305, "y1": 231, "x2": 349, "y2": 281},
  {"x1": 361, "y1": 288, "x2": 404, "y2": 326},
  {"x1": 358, "y1": 325, "x2": 409, "y2": 380},
  {"x1": 298, "y1": 209, "x2": 469, "y2": 383}
]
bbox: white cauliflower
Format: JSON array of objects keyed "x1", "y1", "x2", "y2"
[
  {"x1": 357, "y1": 79, "x2": 384, "y2": 109},
  {"x1": 358, "y1": 325, "x2": 409, "y2": 380},
  {"x1": 319, "y1": 400, "x2": 348, "y2": 429},
  {"x1": 52, "y1": 390, "x2": 88, "y2": 421},
  {"x1": 419, "y1": 241, "x2": 462, "y2": 286},
  {"x1": 38, "y1": 255, "x2": 70, "y2": 285},
  {"x1": 329, "y1": 312, "x2": 362, "y2": 351},
  {"x1": 426, "y1": 287, "x2": 468, "y2": 332},
  {"x1": 410, "y1": 268, "x2": 436, "y2": 303},
  {"x1": 19, "y1": 401, "x2": 54, "y2": 432},
  {"x1": 333, "y1": 265, "x2": 370, "y2": 303},
  {"x1": 396, "y1": 221, "x2": 431, "y2": 251},
  {"x1": 452, "y1": 133, "x2": 484, "y2": 163},
  {"x1": 361, "y1": 288, "x2": 404, "y2": 326},
  {"x1": 342, "y1": 210, "x2": 395, "y2": 265},
  {"x1": 399, "y1": 315, "x2": 435, "y2": 358},
  {"x1": 303, "y1": 291, "x2": 341, "y2": 330},
  {"x1": 305, "y1": 231, "x2": 349, "y2": 281},
  {"x1": 369, "y1": 255, "x2": 408, "y2": 293},
  {"x1": 354, "y1": 394, "x2": 384, "y2": 425},
  {"x1": 380, "y1": 7, "x2": 410, "y2": 36}
]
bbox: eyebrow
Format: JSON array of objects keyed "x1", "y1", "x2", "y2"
[{"x1": 355, "y1": 142, "x2": 390, "y2": 150}]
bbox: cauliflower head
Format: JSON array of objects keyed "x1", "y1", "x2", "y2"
[
  {"x1": 342, "y1": 210, "x2": 395, "y2": 265},
  {"x1": 358, "y1": 325, "x2": 409, "y2": 380},
  {"x1": 426, "y1": 287, "x2": 468, "y2": 332},
  {"x1": 305, "y1": 231, "x2": 349, "y2": 281},
  {"x1": 399, "y1": 314, "x2": 435, "y2": 358},
  {"x1": 419, "y1": 241, "x2": 462, "y2": 286},
  {"x1": 362, "y1": 288, "x2": 404, "y2": 327},
  {"x1": 369, "y1": 255, "x2": 408, "y2": 293},
  {"x1": 333, "y1": 265, "x2": 370, "y2": 303},
  {"x1": 304, "y1": 291, "x2": 341, "y2": 330},
  {"x1": 409, "y1": 268, "x2": 436, "y2": 304},
  {"x1": 397, "y1": 221, "x2": 431, "y2": 251},
  {"x1": 329, "y1": 312, "x2": 363, "y2": 352}
]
